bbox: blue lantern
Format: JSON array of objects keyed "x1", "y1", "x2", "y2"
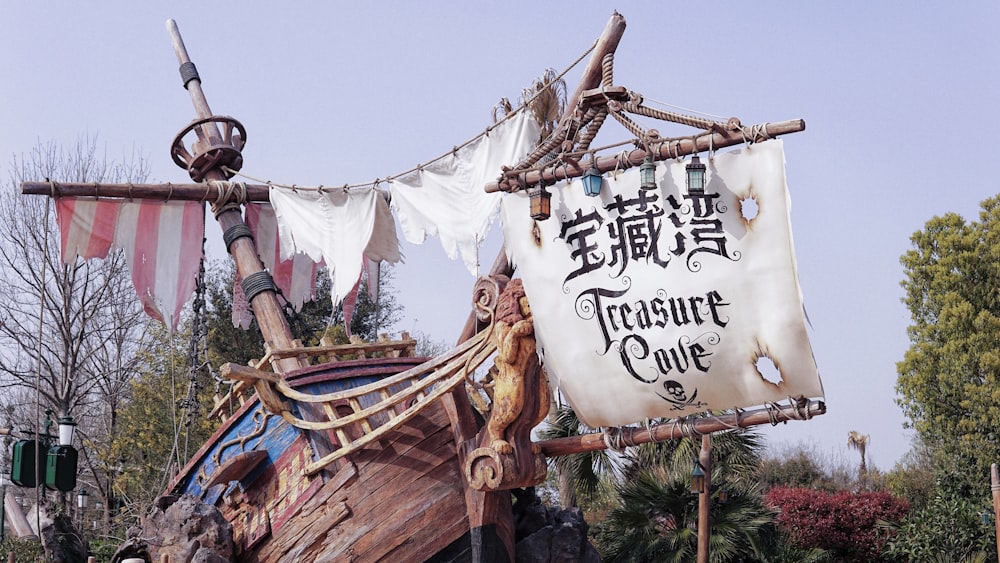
[
  {"x1": 686, "y1": 154, "x2": 706, "y2": 194},
  {"x1": 582, "y1": 165, "x2": 603, "y2": 197},
  {"x1": 639, "y1": 155, "x2": 656, "y2": 190}
]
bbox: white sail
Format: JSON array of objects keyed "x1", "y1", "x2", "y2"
[{"x1": 501, "y1": 140, "x2": 823, "y2": 427}]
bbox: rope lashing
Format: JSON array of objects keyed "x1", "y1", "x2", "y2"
[
  {"x1": 576, "y1": 108, "x2": 608, "y2": 152},
  {"x1": 241, "y1": 270, "x2": 277, "y2": 303},
  {"x1": 621, "y1": 102, "x2": 725, "y2": 131},
  {"x1": 601, "y1": 53, "x2": 614, "y2": 88},
  {"x1": 179, "y1": 61, "x2": 200, "y2": 89},
  {"x1": 741, "y1": 122, "x2": 773, "y2": 145},
  {"x1": 209, "y1": 180, "x2": 248, "y2": 218},
  {"x1": 602, "y1": 426, "x2": 628, "y2": 452},
  {"x1": 222, "y1": 223, "x2": 253, "y2": 254}
]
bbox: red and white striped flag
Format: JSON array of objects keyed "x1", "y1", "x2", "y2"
[{"x1": 55, "y1": 198, "x2": 205, "y2": 331}]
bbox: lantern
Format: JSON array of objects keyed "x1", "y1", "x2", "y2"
[
  {"x1": 58, "y1": 415, "x2": 77, "y2": 446},
  {"x1": 639, "y1": 155, "x2": 656, "y2": 190},
  {"x1": 686, "y1": 154, "x2": 706, "y2": 194},
  {"x1": 690, "y1": 463, "x2": 706, "y2": 494},
  {"x1": 581, "y1": 165, "x2": 603, "y2": 197},
  {"x1": 77, "y1": 487, "x2": 89, "y2": 510},
  {"x1": 45, "y1": 444, "x2": 78, "y2": 492},
  {"x1": 528, "y1": 186, "x2": 551, "y2": 220}
]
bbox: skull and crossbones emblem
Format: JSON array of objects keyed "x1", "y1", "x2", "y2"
[{"x1": 656, "y1": 380, "x2": 707, "y2": 410}]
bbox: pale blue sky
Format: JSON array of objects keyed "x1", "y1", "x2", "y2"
[{"x1": 3, "y1": 2, "x2": 998, "y2": 470}]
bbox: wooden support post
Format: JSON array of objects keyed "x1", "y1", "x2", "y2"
[
  {"x1": 992, "y1": 463, "x2": 1000, "y2": 563},
  {"x1": 697, "y1": 434, "x2": 711, "y2": 563},
  {"x1": 485, "y1": 119, "x2": 805, "y2": 193}
]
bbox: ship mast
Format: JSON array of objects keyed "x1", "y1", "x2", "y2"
[{"x1": 162, "y1": 19, "x2": 341, "y2": 462}]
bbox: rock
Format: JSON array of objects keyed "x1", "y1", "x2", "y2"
[
  {"x1": 138, "y1": 494, "x2": 234, "y2": 563},
  {"x1": 40, "y1": 512, "x2": 87, "y2": 563},
  {"x1": 512, "y1": 489, "x2": 601, "y2": 563},
  {"x1": 516, "y1": 527, "x2": 553, "y2": 563}
]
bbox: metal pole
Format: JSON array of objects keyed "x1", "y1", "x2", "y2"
[
  {"x1": 697, "y1": 434, "x2": 711, "y2": 563},
  {"x1": 0, "y1": 482, "x2": 5, "y2": 543}
]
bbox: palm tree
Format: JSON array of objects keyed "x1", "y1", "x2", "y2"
[
  {"x1": 847, "y1": 431, "x2": 869, "y2": 483},
  {"x1": 537, "y1": 403, "x2": 618, "y2": 508},
  {"x1": 595, "y1": 465, "x2": 777, "y2": 562},
  {"x1": 625, "y1": 426, "x2": 767, "y2": 491}
]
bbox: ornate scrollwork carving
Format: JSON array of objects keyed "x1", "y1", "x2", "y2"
[{"x1": 472, "y1": 274, "x2": 509, "y2": 324}]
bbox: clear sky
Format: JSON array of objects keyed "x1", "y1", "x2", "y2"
[{"x1": 3, "y1": 2, "x2": 998, "y2": 471}]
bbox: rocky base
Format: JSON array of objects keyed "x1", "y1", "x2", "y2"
[
  {"x1": 111, "y1": 495, "x2": 234, "y2": 563},
  {"x1": 513, "y1": 488, "x2": 601, "y2": 563},
  {"x1": 41, "y1": 512, "x2": 87, "y2": 563}
]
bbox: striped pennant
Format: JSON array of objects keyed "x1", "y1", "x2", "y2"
[{"x1": 55, "y1": 198, "x2": 204, "y2": 331}]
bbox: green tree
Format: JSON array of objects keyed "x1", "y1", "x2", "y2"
[
  {"x1": 884, "y1": 438, "x2": 937, "y2": 511},
  {"x1": 588, "y1": 423, "x2": 779, "y2": 562},
  {"x1": 115, "y1": 322, "x2": 219, "y2": 520},
  {"x1": 204, "y1": 260, "x2": 404, "y2": 367},
  {"x1": 536, "y1": 403, "x2": 618, "y2": 509},
  {"x1": 897, "y1": 197, "x2": 1000, "y2": 493},
  {"x1": 884, "y1": 492, "x2": 995, "y2": 561},
  {"x1": 594, "y1": 464, "x2": 776, "y2": 563}
]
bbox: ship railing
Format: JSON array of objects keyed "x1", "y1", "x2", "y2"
[
  {"x1": 215, "y1": 328, "x2": 497, "y2": 475},
  {"x1": 208, "y1": 332, "x2": 418, "y2": 422}
]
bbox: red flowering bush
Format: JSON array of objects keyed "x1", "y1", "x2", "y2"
[{"x1": 765, "y1": 486, "x2": 910, "y2": 562}]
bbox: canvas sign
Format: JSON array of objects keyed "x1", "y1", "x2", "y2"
[{"x1": 500, "y1": 140, "x2": 823, "y2": 428}]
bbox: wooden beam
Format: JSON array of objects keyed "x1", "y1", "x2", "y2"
[
  {"x1": 20, "y1": 181, "x2": 271, "y2": 201},
  {"x1": 486, "y1": 118, "x2": 806, "y2": 193},
  {"x1": 537, "y1": 399, "x2": 826, "y2": 457}
]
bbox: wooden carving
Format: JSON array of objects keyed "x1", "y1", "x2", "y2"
[{"x1": 466, "y1": 278, "x2": 549, "y2": 491}]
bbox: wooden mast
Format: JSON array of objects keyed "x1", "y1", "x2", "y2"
[
  {"x1": 163, "y1": 19, "x2": 339, "y2": 462},
  {"x1": 165, "y1": 19, "x2": 298, "y2": 374}
]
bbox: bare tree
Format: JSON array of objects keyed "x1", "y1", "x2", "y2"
[{"x1": 0, "y1": 137, "x2": 150, "y2": 531}]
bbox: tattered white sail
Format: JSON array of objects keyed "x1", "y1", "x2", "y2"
[
  {"x1": 269, "y1": 186, "x2": 401, "y2": 307},
  {"x1": 56, "y1": 198, "x2": 204, "y2": 331},
  {"x1": 501, "y1": 140, "x2": 823, "y2": 427},
  {"x1": 389, "y1": 110, "x2": 541, "y2": 275}
]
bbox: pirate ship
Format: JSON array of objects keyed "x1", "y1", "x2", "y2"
[{"x1": 19, "y1": 11, "x2": 826, "y2": 562}]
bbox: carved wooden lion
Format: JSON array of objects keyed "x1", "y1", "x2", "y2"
[{"x1": 486, "y1": 278, "x2": 550, "y2": 455}]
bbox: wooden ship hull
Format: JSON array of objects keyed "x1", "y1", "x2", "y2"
[{"x1": 167, "y1": 348, "x2": 485, "y2": 562}]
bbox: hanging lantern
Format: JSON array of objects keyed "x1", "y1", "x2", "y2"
[
  {"x1": 58, "y1": 415, "x2": 77, "y2": 447},
  {"x1": 528, "y1": 186, "x2": 551, "y2": 220},
  {"x1": 639, "y1": 155, "x2": 656, "y2": 190},
  {"x1": 717, "y1": 488, "x2": 729, "y2": 504},
  {"x1": 686, "y1": 154, "x2": 706, "y2": 194},
  {"x1": 690, "y1": 463, "x2": 706, "y2": 494},
  {"x1": 77, "y1": 487, "x2": 89, "y2": 510},
  {"x1": 582, "y1": 164, "x2": 603, "y2": 197}
]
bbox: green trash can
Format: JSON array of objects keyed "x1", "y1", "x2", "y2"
[
  {"x1": 11, "y1": 439, "x2": 44, "y2": 488},
  {"x1": 44, "y1": 445, "x2": 78, "y2": 492}
]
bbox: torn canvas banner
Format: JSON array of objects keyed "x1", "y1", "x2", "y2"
[
  {"x1": 56, "y1": 198, "x2": 205, "y2": 331},
  {"x1": 389, "y1": 110, "x2": 540, "y2": 275},
  {"x1": 500, "y1": 140, "x2": 823, "y2": 427},
  {"x1": 268, "y1": 186, "x2": 401, "y2": 306},
  {"x1": 232, "y1": 203, "x2": 323, "y2": 329}
]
